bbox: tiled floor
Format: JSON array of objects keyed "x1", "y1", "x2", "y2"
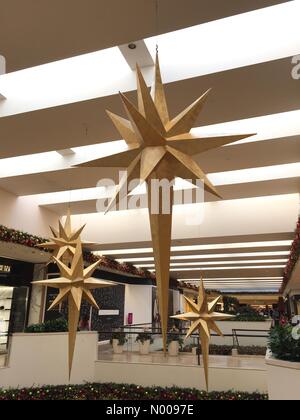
[{"x1": 98, "y1": 351, "x2": 266, "y2": 371}]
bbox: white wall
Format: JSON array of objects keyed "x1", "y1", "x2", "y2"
[
  {"x1": 71, "y1": 194, "x2": 299, "y2": 244},
  {"x1": 95, "y1": 360, "x2": 267, "y2": 393},
  {"x1": 0, "y1": 332, "x2": 97, "y2": 388},
  {"x1": 266, "y1": 353, "x2": 300, "y2": 400},
  {"x1": 124, "y1": 285, "x2": 153, "y2": 326},
  {"x1": 0, "y1": 331, "x2": 267, "y2": 392},
  {"x1": 211, "y1": 321, "x2": 272, "y2": 346},
  {"x1": 0, "y1": 55, "x2": 5, "y2": 77},
  {"x1": 173, "y1": 290, "x2": 182, "y2": 314},
  {"x1": 0, "y1": 188, "x2": 58, "y2": 237}
]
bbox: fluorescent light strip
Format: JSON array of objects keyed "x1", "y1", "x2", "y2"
[
  {"x1": 118, "y1": 251, "x2": 290, "y2": 263},
  {"x1": 138, "y1": 259, "x2": 287, "y2": 268},
  {"x1": 197, "y1": 281, "x2": 282, "y2": 284},
  {"x1": 199, "y1": 280, "x2": 283, "y2": 284},
  {"x1": 200, "y1": 281, "x2": 281, "y2": 286},
  {"x1": 204, "y1": 286, "x2": 281, "y2": 288},
  {"x1": 0, "y1": 47, "x2": 133, "y2": 117},
  {"x1": 188, "y1": 279, "x2": 283, "y2": 283},
  {"x1": 30, "y1": 161, "x2": 300, "y2": 204},
  {"x1": 0, "y1": 2, "x2": 299, "y2": 118},
  {"x1": 190, "y1": 110, "x2": 300, "y2": 146},
  {"x1": 2, "y1": 107, "x2": 299, "y2": 181},
  {"x1": 170, "y1": 265, "x2": 285, "y2": 271},
  {"x1": 145, "y1": 1, "x2": 300, "y2": 81},
  {"x1": 179, "y1": 277, "x2": 283, "y2": 281},
  {"x1": 209, "y1": 163, "x2": 300, "y2": 186},
  {"x1": 204, "y1": 288, "x2": 280, "y2": 290},
  {"x1": 98, "y1": 241, "x2": 292, "y2": 256}
]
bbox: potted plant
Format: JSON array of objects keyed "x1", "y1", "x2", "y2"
[
  {"x1": 167, "y1": 331, "x2": 184, "y2": 356},
  {"x1": 135, "y1": 331, "x2": 154, "y2": 355},
  {"x1": 110, "y1": 331, "x2": 127, "y2": 354}
]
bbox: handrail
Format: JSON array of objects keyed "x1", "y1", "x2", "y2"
[
  {"x1": 231, "y1": 328, "x2": 270, "y2": 348},
  {"x1": 98, "y1": 327, "x2": 270, "y2": 339}
]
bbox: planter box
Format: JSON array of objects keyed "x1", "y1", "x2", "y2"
[
  {"x1": 95, "y1": 359, "x2": 267, "y2": 393},
  {"x1": 0, "y1": 332, "x2": 97, "y2": 388},
  {"x1": 212, "y1": 321, "x2": 272, "y2": 347},
  {"x1": 266, "y1": 351, "x2": 300, "y2": 400},
  {"x1": 112, "y1": 339, "x2": 124, "y2": 354},
  {"x1": 0, "y1": 353, "x2": 6, "y2": 368},
  {"x1": 168, "y1": 341, "x2": 179, "y2": 356},
  {"x1": 138, "y1": 340, "x2": 151, "y2": 355}
]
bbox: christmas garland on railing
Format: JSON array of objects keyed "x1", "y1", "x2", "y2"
[
  {"x1": 0, "y1": 225, "x2": 45, "y2": 248},
  {"x1": 84, "y1": 251, "x2": 155, "y2": 279},
  {"x1": 0, "y1": 224, "x2": 154, "y2": 280},
  {"x1": 0, "y1": 383, "x2": 268, "y2": 400},
  {"x1": 281, "y1": 217, "x2": 300, "y2": 292}
]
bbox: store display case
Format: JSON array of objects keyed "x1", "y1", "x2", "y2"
[{"x1": 0, "y1": 286, "x2": 13, "y2": 352}]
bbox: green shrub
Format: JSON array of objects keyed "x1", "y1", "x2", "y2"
[
  {"x1": 269, "y1": 325, "x2": 300, "y2": 362},
  {"x1": 231, "y1": 306, "x2": 266, "y2": 322},
  {"x1": 110, "y1": 331, "x2": 127, "y2": 346},
  {"x1": 223, "y1": 296, "x2": 239, "y2": 314},
  {"x1": 0, "y1": 383, "x2": 268, "y2": 400},
  {"x1": 222, "y1": 297, "x2": 267, "y2": 322},
  {"x1": 237, "y1": 346, "x2": 267, "y2": 356},
  {"x1": 182, "y1": 344, "x2": 266, "y2": 356},
  {"x1": 25, "y1": 318, "x2": 68, "y2": 333},
  {"x1": 135, "y1": 332, "x2": 154, "y2": 344}
]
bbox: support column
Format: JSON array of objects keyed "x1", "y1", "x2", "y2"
[{"x1": 28, "y1": 264, "x2": 47, "y2": 326}]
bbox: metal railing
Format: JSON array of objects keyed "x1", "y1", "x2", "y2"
[
  {"x1": 98, "y1": 323, "x2": 270, "y2": 366},
  {"x1": 232, "y1": 329, "x2": 270, "y2": 348}
]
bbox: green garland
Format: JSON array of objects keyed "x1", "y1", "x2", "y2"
[
  {"x1": 0, "y1": 383, "x2": 268, "y2": 400},
  {"x1": 0, "y1": 224, "x2": 154, "y2": 279}
]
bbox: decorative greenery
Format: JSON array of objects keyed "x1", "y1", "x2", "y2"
[
  {"x1": 222, "y1": 296, "x2": 267, "y2": 322},
  {"x1": 237, "y1": 346, "x2": 267, "y2": 356},
  {"x1": 0, "y1": 224, "x2": 154, "y2": 279},
  {"x1": 25, "y1": 318, "x2": 68, "y2": 333},
  {"x1": 167, "y1": 332, "x2": 184, "y2": 350},
  {"x1": 222, "y1": 296, "x2": 240, "y2": 314},
  {"x1": 182, "y1": 344, "x2": 266, "y2": 356},
  {"x1": 281, "y1": 217, "x2": 300, "y2": 292},
  {"x1": 0, "y1": 383, "x2": 268, "y2": 400},
  {"x1": 269, "y1": 325, "x2": 300, "y2": 362},
  {"x1": 232, "y1": 306, "x2": 266, "y2": 322},
  {"x1": 135, "y1": 332, "x2": 154, "y2": 345},
  {"x1": 110, "y1": 331, "x2": 128, "y2": 346},
  {"x1": 0, "y1": 224, "x2": 45, "y2": 249}
]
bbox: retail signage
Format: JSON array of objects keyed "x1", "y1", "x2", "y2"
[
  {"x1": 98, "y1": 310, "x2": 119, "y2": 316},
  {"x1": 0, "y1": 265, "x2": 11, "y2": 273}
]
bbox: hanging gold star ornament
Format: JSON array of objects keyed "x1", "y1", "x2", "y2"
[
  {"x1": 33, "y1": 219, "x2": 115, "y2": 378},
  {"x1": 37, "y1": 209, "x2": 86, "y2": 265},
  {"x1": 77, "y1": 54, "x2": 254, "y2": 350},
  {"x1": 171, "y1": 280, "x2": 234, "y2": 390}
]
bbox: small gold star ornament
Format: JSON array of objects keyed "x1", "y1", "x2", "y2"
[
  {"x1": 172, "y1": 280, "x2": 234, "y2": 390},
  {"x1": 33, "y1": 215, "x2": 115, "y2": 377}
]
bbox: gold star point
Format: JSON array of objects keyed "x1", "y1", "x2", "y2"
[{"x1": 38, "y1": 209, "x2": 86, "y2": 266}]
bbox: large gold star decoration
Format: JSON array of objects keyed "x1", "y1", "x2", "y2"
[
  {"x1": 171, "y1": 280, "x2": 234, "y2": 390},
  {"x1": 78, "y1": 53, "x2": 253, "y2": 350},
  {"x1": 33, "y1": 217, "x2": 115, "y2": 378}
]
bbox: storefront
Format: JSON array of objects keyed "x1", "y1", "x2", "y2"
[{"x1": 0, "y1": 257, "x2": 34, "y2": 352}]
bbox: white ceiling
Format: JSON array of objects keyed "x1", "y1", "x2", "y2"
[{"x1": 0, "y1": 0, "x2": 299, "y2": 292}]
